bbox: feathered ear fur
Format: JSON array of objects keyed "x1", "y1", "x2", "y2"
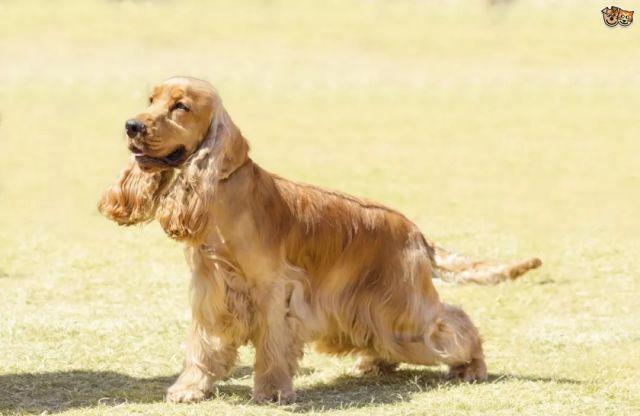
[
  {"x1": 156, "y1": 101, "x2": 249, "y2": 242},
  {"x1": 212, "y1": 107, "x2": 250, "y2": 180},
  {"x1": 98, "y1": 158, "x2": 175, "y2": 226}
]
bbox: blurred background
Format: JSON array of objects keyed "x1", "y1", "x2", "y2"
[{"x1": 0, "y1": 1, "x2": 638, "y2": 415}]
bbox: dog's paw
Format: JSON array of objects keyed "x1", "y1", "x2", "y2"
[
  {"x1": 166, "y1": 384, "x2": 207, "y2": 403},
  {"x1": 278, "y1": 390, "x2": 297, "y2": 405},
  {"x1": 447, "y1": 358, "x2": 487, "y2": 382},
  {"x1": 252, "y1": 389, "x2": 297, "y2": 405},
  {"x1": 353, "y1": 357, "x2": 398, "y2": 376}
]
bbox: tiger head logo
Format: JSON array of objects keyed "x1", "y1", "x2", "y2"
[{"x1": 602, "y1": 6, "x2": 634, "y2": 27}]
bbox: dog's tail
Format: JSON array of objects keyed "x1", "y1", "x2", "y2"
[{"x1": 432, "y1": 244, "x2": 542, "y2": 285}]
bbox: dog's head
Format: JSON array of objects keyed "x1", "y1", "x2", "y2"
[
  {"x1": 124, "y1": 77, "x2": 216, "y2": 171},
  {"x1": 99, "y1": 77, "x2": 249, "y2": 241}
]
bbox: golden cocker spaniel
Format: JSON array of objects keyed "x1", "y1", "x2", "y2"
[{"x1": 98, "y1": 77, "x2": 541, "y2": 404}]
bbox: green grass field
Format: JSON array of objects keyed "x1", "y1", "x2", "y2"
[{"x1": 1, "y1": 1, "x2": 639, "y2": 414}]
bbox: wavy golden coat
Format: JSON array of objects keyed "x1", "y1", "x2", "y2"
[{"x1": 99, "y1": 77, "x2": 541, "y2": 403}]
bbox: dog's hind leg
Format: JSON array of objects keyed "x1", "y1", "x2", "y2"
[
  {"x1": 400, "y1": 303, "x2": 487, "y2": 381},
  {"x1": 430, "y1": 304, "x2": 487, "y2": 381},
  {"x1": 384, "y1": 303, "x2": 486, "y2": 382}
]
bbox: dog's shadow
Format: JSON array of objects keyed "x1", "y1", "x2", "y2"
[{"x1": 0, "y1": 366, "x2": 580, "y2": 414}]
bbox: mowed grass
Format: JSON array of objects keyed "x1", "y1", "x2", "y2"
[{"x1": 1, "y1": 0, "x2": 639, "y2": 414}]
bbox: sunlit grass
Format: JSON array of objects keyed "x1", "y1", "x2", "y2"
[{"x1": 0, "y1": 1, "x2": 639, "y2": 415}]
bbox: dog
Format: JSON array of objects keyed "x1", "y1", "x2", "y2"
[{"x1": 98, "y1": 77, "x2": 541, "y2": 403}]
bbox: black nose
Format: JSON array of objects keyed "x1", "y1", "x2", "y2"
[{"x1": 125, "y1": 119, "x2": 146, "y2": 138}]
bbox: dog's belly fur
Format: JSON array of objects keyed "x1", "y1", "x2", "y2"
[{"x1": 196, "y1": 239, "x2": 444, "y2": 363}]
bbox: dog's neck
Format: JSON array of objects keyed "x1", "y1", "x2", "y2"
[
  {"x1": 173, "y1": 142, "x2": 251, "y2": 182},
  {"x1": 220, "y1": 157, "x2": 252, "y2": 180}
]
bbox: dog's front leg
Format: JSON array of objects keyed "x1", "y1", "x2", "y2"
[
  {"x1": 251, "y1": 281, "x2": 304, "y2": 404},
  {"x1": 166, "y1": 324, "x2": 242, "y2": 403},
  {"x1": 167, "y1": 248, "x2": 251, "y2": 403}
]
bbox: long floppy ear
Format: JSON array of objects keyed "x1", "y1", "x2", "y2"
[
  {"x1": 156, "y1": 100, "x2": 249, "y2": 241},
  {"x1": 98, "y1": 158, "x2": 175, "y2": 226},
  {"x1": 213, "y1": 107, "x2": 250, "y2": 180}
]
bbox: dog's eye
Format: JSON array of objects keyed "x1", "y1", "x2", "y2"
[
  {"x1": 148, "y1": 97, "x2": 154, "y2": 104},
  {"x1": 170, "y1": 102, "x2": 190, "y2": 112}
]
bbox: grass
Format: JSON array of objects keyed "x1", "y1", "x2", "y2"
[{"x1": 0, "y1": 0, "x2": 639, "y2": 414}]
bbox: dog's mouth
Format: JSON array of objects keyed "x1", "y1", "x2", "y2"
[{"x1": 129, "y1": 144, "x2": 187, "y2": 169}]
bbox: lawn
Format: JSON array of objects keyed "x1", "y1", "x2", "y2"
[{"x1": 0, "y1": 0, "x2": 639, "y2": 415}]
